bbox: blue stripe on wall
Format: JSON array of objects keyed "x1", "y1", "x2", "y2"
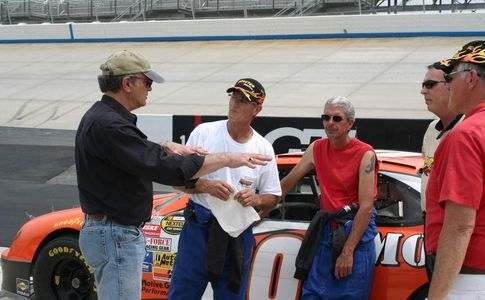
[{"x1": 1, "y1": 31, "x2": 485, "y2": 44}]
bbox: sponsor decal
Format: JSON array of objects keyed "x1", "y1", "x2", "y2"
[
  {"x1": 53, "y1": 218, "x2": 83, "y2": 228},
  {"x1": 144, "y1": 251, "x2": 153, "y2": 264},
  {"x1": 146, "y1": 237, "x2": 172, "y2": 252},
  {"x1": 153, "y1": 266, "x2": 173, "y2": 281},
  {"x1": 161, "y1": 213, "x2": 184, "y2": 235},
  {"x1": 143, "y1": 224, "x2": 162, "y2": 237},
  {"x1": 142, "y1": 279, "x2": 170, "y2": 296},
  {"x1": 153, "y1": 252, "x2": 176, "y2": 268},
  {"x1": 16, "y1": 278, "x2": 30, "y2": 297},
  {"x1": 143, "y1": 262, "x2": 153, "y2": 273}
]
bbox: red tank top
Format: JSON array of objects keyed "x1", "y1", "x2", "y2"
[{"x1": 313, "y1": 138, "x2": 378, "y2": 211}]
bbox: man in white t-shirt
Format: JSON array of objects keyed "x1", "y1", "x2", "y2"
[
  {"x1": 420, "y1": 64, "x2": 463, "y2": 283},
  {"x1": 168, "y1": 78, "x2": 282, "y2": 300},
  {"x1": 420, "y1": 64, "x2": 463, "y2": 213}
]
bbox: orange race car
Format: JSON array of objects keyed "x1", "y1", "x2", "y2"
[{"x1": 1, "y1": 150, "x2": 428, "y2": 300}]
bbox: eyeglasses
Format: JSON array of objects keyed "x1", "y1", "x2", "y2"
[
  {"x1": 321, "y1": 114, "x2": 345, "y2": 122},
  {"x1": 444, "y1": 69, "x2": 471, "y2": 83},
  {"x1": 228, "y1": 93, "x2": 258, "y2": 106},
  {"x1": 129, "y1": 75, "x2": 153, "y2": 88},
  {"x1": 421, "y1": 80, "x2": 446, "y2": 89}
]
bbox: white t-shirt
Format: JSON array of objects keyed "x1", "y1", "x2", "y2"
[
  {"x1": 187, "y1": 120, "x2": 282, "y2": 210},
  {"x1": 421, "y1": 115, "x2": 464, "y2": 211}
]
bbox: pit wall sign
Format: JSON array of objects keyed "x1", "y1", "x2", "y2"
[{"x1": 137, "y1": 114, "x2": 431, "y2": 154}]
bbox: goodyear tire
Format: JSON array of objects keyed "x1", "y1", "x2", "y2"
[{"x1": 33, "y1": 235, "x2": 97, "y2": 300}]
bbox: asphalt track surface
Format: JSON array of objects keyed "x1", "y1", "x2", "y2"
[
  {"x1": 0, "y1": 37, "x2": 481, "y2": 131},
  {"x1": 0, "y1": 126, "x2": 173, "y2": 248}
]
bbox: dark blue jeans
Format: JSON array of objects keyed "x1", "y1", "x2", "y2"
[
  {"x1": 168, "y1": 203, "x2": 255, "y2": 300},
  {"x1": 302, "y1": 213, "x2": 377, "y2": 300}
]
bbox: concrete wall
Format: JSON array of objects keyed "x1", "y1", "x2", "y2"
[{"x1": 1, "y1": 12, "x2": 485, "y2": 43}]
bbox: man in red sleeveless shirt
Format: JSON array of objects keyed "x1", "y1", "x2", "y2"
[{"x1": 281, "y1": 96, "x2": 378, "y2": 299}]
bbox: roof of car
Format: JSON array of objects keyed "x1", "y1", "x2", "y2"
[{"x1": 276, "y1": 150, "x2": 423, "y2": 176}]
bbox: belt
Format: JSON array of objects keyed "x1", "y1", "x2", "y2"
[
  {"x1": 87, "y1": 213, "x2": 107, "y2": 221},
  {"x1": 87, "y1": 213, "x2": 146, "y2": 228},
  {"x1": 460, "y1": 265, "x2": 485, "y2": 275}
]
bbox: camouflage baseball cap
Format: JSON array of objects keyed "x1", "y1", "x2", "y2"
[
  {"x1": 226, "y1": 78, "x2": 266, "y2": 105},
  {"x1": 100, "y1": 50, "x2": 164, "y2": 83},
  {"x1": 434, "y1": 40, "x2": 485, "y2": 74}
]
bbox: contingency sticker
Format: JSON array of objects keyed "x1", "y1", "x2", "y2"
[
  {"x1": 146, "y1": 237, "x2": 172, "y2": 252},
  {"x1": 16, "y1": 278, "x2": 30, "y2": 297},
  {"x1": 161, "y1": 213, "x2": 184, "y2": 235},
  {"x1": 143, "y1": 224, "x2": 162, "y2": 237}
]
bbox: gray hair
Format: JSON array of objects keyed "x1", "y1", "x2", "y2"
[
  {"x1": 324, "y1": 96, "x2": 355, "y2": 120},
  {"x1": 457, "y1": 62, "x2": 485, "y2": 83},
  {"x1": 98, "y1": 75, "x2": 124, "y2": 93}
]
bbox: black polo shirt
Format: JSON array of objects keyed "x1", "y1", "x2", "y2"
[{"x1": 75, "y1": 95, "x2": 204, "y2": 225}]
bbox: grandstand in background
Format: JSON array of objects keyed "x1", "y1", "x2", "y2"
[{"x1": 0, "y1": 0, "x2": 484, "y2": 24}]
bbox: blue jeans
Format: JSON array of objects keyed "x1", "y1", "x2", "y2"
[{"x1": 79, "y1": 214, "x2": 146, "y2": 300}]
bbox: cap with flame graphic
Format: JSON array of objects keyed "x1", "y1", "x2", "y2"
[
  {"x1": 434, "y1": 40, "x2": 485, "y2": 74},
  {"x1": 226, "y1": 78, "x2": 266, "y2": 105}
]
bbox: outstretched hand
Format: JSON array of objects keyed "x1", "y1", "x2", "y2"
[
  {"x1": 226, "y1": 153, "x2": 272, "y2": 169},
  {"x1": 162, "y1": 141, "x2": 208, "y2": 156}
]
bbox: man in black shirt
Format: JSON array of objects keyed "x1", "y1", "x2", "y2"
[{"x1": 75, "y1": 50, "x2": 271, "y2": 300}]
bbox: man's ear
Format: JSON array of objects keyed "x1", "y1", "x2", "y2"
[
  {"x1": 253, "y1": 105, "x2": 263, "y2": 117},
  {"x1": 121, "y1": 76, "x2": 132, "y2": 92},
  {"x1": 469, "y1": 69, "x2": 482, "y2": 89}
]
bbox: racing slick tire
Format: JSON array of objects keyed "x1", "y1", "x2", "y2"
[{"x1": 33, "y1": 235, "x2": 97, "y2": 300}]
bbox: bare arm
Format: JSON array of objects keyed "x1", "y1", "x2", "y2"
[
  {"x1": 162, "y1": 141, "x2": 208, "y2": 156},
  {"x1": 428, "y1": 201, "x2": 476, "y2": 300},
  {"x1": 235, "y1": 191, "x2": 278, "y2": 218},
  {"x1": 174, "y1": 178, "x2": 234, "y2": 200},
  {"x1": 280, "y1": 143, "x2": 316, "y2": 198},
  {"x1": 191, "y1": 152, "x2": 272, "y2": 179},
  {"x1": 335, "y1": 150, "x2": 376, "y2": 280}
]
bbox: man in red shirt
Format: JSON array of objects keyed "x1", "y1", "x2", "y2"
[
  {"x1": 426, "y1": 40, "x2": 485, "y2": 299},
  {"x1": 280, "y1": 96, "x2": 378, "y2": 299}
]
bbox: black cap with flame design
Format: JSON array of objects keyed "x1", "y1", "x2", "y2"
[{"x1": 434, "y1": 40, "x2": 485, "y2": 74}]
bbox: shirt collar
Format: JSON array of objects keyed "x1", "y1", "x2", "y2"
[
  {"x1": 101, "y1": 95, "x2": 137, "y2": 125},
  {"x1": 435, "y1": 113, "x2": 464, "y2": 139}
]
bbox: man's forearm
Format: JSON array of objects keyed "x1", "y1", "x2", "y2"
[
  {"x1": 256, "y1": 194, "x2": 279, "y2": 210},
  {"x1": 174, "y1": 179, "x2": 209, "y2": 194},
  {"x1": 192, "y1": 154, "x2": 228, "y2": 179},
  {"x1": 342, "y1": 205, "x2": 373, "y2": 253},
  {"x1": 191, "y1": 152, "x2": 271, "y2": 179},
  {"x1": 428, "y1": 201, "x2": 475, "y2": 300}
]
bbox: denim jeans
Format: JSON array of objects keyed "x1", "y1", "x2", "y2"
[{"x1": 79, "y1": 214, "x2": 146, "y2": 300}]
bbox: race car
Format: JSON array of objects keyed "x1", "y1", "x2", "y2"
[{"x1": 1, "y1": 150, "x2": 428, "y2": 300}]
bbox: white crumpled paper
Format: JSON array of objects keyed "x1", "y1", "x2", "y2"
[{"x1": 207, "y1": 190, "x2": 260, "y2": 238}]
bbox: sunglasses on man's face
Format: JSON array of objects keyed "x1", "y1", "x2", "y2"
[
  {"x1": 444, "y1": 69, "x2": 473, "y2": 83},
  {"x1": 321, "y1": 114, "x2": 345, "y2": 122},
  {"x1": 421, "y1": 80, "x2": 446, "y2": 89},
  {"x1": 130, "y1": 75, "x2": 153, "y2": 88}
]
